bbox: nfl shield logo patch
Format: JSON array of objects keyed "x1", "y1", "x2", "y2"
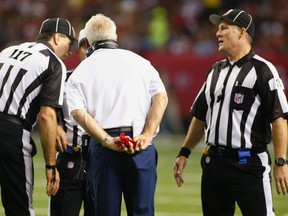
[
  {"x1": 234, "y1": 93, "x2": 244, "y2": 104},
  {"x1": 67, "y1": 161, "x2": 74, "y2": 169}
]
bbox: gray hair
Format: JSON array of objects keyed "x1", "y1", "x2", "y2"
[{"x1": 84, "y1": 13, "x2": 117, "y2": 45}]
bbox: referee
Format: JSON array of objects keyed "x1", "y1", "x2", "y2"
[
  {"x1": 48, "y1": 29, "x2": 91, "y2": 216},
  {"x1": 0, "y1": 18, "x2": 77, "y2": 216},
  {"x1": 174, "y1": 9, "x2": 288, "y2": 216}
]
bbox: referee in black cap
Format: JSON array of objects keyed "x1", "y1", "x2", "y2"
[
  {"x1": 174, "y1": 9, "x2": 288, "y2": 216},
  {"x1": 0, "y1": 17, "x2": 76, "y2": 216}
]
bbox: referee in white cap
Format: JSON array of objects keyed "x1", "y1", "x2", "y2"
[{"x1": 48, "y1": 29, "x2": 91, "y2": 216}]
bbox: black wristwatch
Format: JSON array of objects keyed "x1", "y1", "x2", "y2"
[{"x1": 274, "y1": 158, "x2": 287, "y2": 166}]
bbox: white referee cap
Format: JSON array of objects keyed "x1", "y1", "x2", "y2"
[{"x1": 78, "y1": 29, "x2": 86, "y2": 47}]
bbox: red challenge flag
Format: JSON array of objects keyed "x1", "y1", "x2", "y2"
[{"x1": 119, "y1": 132, "x2": 137, "y2": 148}]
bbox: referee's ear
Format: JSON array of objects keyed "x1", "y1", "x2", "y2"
[
  {"x1": 85, "y1": 38, "x2": 90, "y2": 47},
  {"x1": 53, "y1": 33, "x2": 62, "y2": 46}
]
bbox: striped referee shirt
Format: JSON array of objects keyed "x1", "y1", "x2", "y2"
[
  {"x1": 0, "y1": 41, "x2": 66, "y2": 129},
  {"x1": 191, "y1": 51, "x2": 288, "y2": 149},
  {"x1": 57, "y1": 71, "x2": 85, "y2": 148}
]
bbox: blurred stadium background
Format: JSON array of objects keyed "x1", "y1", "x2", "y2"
[
  {"x1": 1, "y1": 0, "x2": 288, "y2": 215},
  {"x1": 2, "y1": 0, "x2": 288, "y2": 129}
]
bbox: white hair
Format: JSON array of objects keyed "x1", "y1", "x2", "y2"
[{"x1": 84, "y1": 13, "x2": 117, "y2": 45}]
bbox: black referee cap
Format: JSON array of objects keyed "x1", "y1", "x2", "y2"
[
  {"x1": 209, "y1": 9, "x2": 255, "y2": 37},
  {"x1": 39, "y1": 18, "x2": 78, "y2": 50}
]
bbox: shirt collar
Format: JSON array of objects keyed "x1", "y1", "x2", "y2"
[
  {"x1": 36, "y1": 40, "x2": 55, "y2": 52},
  {"x1": 223, "y1": 50, "x2": 255, "y2": 68}
]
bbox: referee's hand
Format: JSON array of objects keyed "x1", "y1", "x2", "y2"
[
  {"x1": 274, "y1": 165, "x2": 288, "y2": 195},
  {"x1": 46, "y1": 168, "x2": 60, "y2": 196},
  {"x1": 56, "y1": 125, "x2": 68, "y2": 152},
  {"x1": 173, "y1": 156, "x2": 187, "y2": 187}
]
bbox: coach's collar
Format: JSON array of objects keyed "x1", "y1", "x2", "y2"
[{"x1": 86, "y1": 40, "x2": 118, "y2": 57}]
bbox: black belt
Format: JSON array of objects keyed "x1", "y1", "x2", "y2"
[
  {"x1": 0, "y1": 112, "x2": 31, "y2": 131},
  {"x1": 105, "y1": 126, "x2": 132, "y2": 134},
  {"x1": 209, "y1": 144, "x2": 267, "y2": 156}
]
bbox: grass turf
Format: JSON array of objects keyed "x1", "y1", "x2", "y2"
[{"x1": 0, "y1": 133, "x2": 288, "y2": 215}]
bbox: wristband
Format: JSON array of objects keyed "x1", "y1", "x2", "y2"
[
  {"x1": 45, "y1": 164, "x2": 56, "y2": 183},
  {"x1": 45, "y1": 164, "x2": 57, "y2": 169},
  {"x1": 177, "y1": 147, "x2": 191, "y2": 158}
]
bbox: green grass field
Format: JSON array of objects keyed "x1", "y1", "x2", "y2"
[{"x1": 1, "y1": 133, "x2": 288, "y2": 215}]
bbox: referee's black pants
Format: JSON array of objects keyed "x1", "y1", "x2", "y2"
[
  {"x1": 0, "y1": 120, "x2": 35, "y2": 216},
  {"x1": 49, "y1": 150, "x2": 91, "y2": 216},
  {"x1": 201, "y1": 145, "x2": 275, "y2": 216}
]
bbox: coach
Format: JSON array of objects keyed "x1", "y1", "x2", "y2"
[
  {"x1": 67, "y1": 13, "x2": 168, "y2": 216},
  {"x1": 0, "y1": 18, "x2": 77, "y2": 216},
  {"x1": 174, "y1": 9, "x2": 288, "y2": 216}
]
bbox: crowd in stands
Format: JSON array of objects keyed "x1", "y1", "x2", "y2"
[
  {"x1": 1, "y1": 0, "x2": 288, "y2": 133},
  {"x1": 1, "y1": 0, "x2": 288, "y2": 56}
]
